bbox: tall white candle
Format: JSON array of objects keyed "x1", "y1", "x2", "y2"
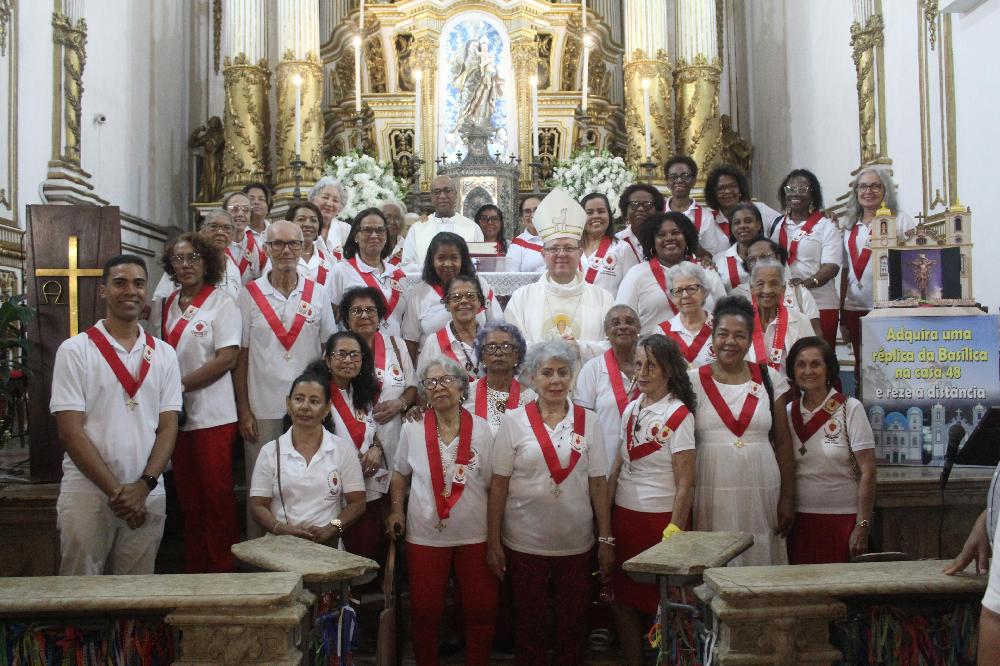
[
  {"x1": 360, "y1": 0, "x2": 365, "y2": 31},
  {"x1": 530, "y1": 75, "x2": 540, "y2": 156},
  {"x1": 582, "y1": 0, "x2": 587, "y2": 31},
  {"x1": 293, "y1": 74, "x2": 302, "y2": 156},
  {"x1": 642, "y1": 78, "x2": 652, "y2": 160},
  {"x1": 414, "y1": 69, "x2": 423, "y2": 155},
  {"x1": 353, "y1": 35, "x2": 362, "y2": 113},
  {"x1": 581, "y1": 35, "x2": 591, "y2": 113}
]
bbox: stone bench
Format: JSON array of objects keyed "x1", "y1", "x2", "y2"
[
  {"x1": 231, "y1": 533, "x2": 379, "y2": 585},
  {"x1": 0, "y1": 572, "x2": 307, "y2": 665}
]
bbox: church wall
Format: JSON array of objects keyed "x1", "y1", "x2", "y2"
[{"x1": 15, "y1": 1, "x2": 56, "y2": 222}]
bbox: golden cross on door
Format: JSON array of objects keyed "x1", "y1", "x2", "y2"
[{"x1": 35, "y1": 236, "x2": 104, "y2": 336}]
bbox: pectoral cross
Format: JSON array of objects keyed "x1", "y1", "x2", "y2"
[{"x1": 35, "y1": 236, "x2": 104, "y2": 336}]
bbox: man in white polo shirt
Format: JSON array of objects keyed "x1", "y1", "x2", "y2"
[
  {"x1": 50, "y1": 254, "x2": 183, "y2": 575},
  {"x1": 401, "y1": 174, "x2": 483, "y2": 271},
  {"x1": 236, "y1": 220, "x2": 337, "y2": 537},
  {"x1": 505, "y1": 195, "x2": 545, "y2": 272}
]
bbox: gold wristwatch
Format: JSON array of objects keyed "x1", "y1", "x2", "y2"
[
  {"x1": 329, "y1": 518, "x2": 344, "y2": 533},
  {"x1": 856, "y1": 519, "x2": 870, "y2": 529}
]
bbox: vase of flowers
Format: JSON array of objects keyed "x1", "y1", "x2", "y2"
[
  {"x1": 550, "y1": 149, "x2": 636, "y2": 217},
  {"x1": 323, "y1": 151, "x2": 408, "y2": 221}
]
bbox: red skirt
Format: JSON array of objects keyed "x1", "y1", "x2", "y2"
[
  {"x1": 787, "y1": 512, "x2": 856, "y2": 564},
  {"x1": 612, "y1": 505, "x2": 672, "y2": 614}
]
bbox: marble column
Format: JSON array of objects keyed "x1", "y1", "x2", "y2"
[
  {"x1": 413, "y1": 31, "x2": 438, "y2": 190},
  {"x1": 674, "y1": 0, "x2": 723, "y2": 185},
  {"x1": 623, "y1": 0, "x2": 671, "y2": 182},
  {"x1": 222, "y1": 0, "x2": 270, "y2": 195},
  {"x1": 851, "y1": 0, "x2": 888, "y2": 166},
  {"x1": 275, "y1": 0, "x2": 323, "y2": 193},
  {"x1": 511, "y1": 32, "x2": 538, "y2": 188}
]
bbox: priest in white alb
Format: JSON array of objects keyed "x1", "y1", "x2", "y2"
[
  {"x1": 400, "y1": 174, "x2": 483, "y2": 271},
  {"x1": 505, "y1": 188, "x2": 614, "y2": 363}
]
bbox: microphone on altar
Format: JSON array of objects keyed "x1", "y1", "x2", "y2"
[
  {"x1": 940, "y1": 424, "x2": 967, "y2": 492},
  {"x1": 940, "y1": 407, "x2": 1000, "y2": 491}
]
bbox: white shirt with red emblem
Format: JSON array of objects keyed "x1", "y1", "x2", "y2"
[
  {"x1": 401, "y1": 277, "x2": 503, "y2": 350},
  {"x1": 329, "y1": 385, "x2": 384, "y2": 501},
  {"x1": 616, "y1": 260, "x2": 726, "y2": 335},
  {"x1": 671, "y1": 199, "x2": 729, "y2": 256},
  {"x1": 767, "y1": 215, "x2": 843, "y2": 310},
  {"x1": 327, "y1": 256, "x2": 408, "y2": 338},
  {"x1": 579, "y1": 238, "x2": 629, "y2": 295},
  {"x1": 713, "y1": 244, "x2": 749, "y2": 294},
  {"x1": 505, "y1": 231, "x2": 546, "y2": 272},
  {"x1": 372, "y1": 333, "x2": 416, "y2": 467}
]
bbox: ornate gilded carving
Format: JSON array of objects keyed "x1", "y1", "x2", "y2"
[
  {"x1": 624, "y1": 53, "x2": 672, "y2": 176},
  {"x1": 213, "y1": 0, "x2": 221, "y2": 74},
  {"x1": 222, "y1": 55, "x2": 271, "y2": 192},
  {"x1": 719, "y1": 114, "x2": 752, "y2": 176},
  {"x1": 332, "y1": 52, "x2": 353, "y2": 101},
  {"x1": 388, "y1": 128, "x2": 415, "y2": 182},
  {"x1": 561, "y1": 16, "x2": 582, "y2": 92},
  {"x1": 924, "y1": 0, "x2": 938, "y2": 50},
  {"x1": 413, "y1": 33, "x2": 439, "y2": 187},
  {"x1": 190, "y1": 116, "x2": 225, "y2": 202},
  {"x1": 0, "y1": 0, "x2": 11, "y2": 56},
  {"x1": 589, "y1": 53, "x2": 609, "y2": 98},
  {"x1": 512, "y1": 36, "x2": 538, "y2": 185},
  {"x1": 674, "y1": 54, "x2": 723, "y2": 185},
  {"x1": 851, "y1": 14, "x2": 884, "y2": 165},
  {"x1": 275, "y1": 60, "x2": 323, "y2": 187},
  {"x1": 52, "y1": 12, "x2": 87, "y2": 165},
  {"x1": 365, "y1": 36, "x2": 387, "y2": 94},
  {"x1": 539, "y1": 127, "x2": 560, "y2": 180},
  {"x1": 535, "y1": 33, "x2": 553, "y2": 90},
  {"x1": 394, "y1": 33, "x2": 414, "y2": 92}
]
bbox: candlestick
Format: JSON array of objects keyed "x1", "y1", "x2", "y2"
[
  {"x1": 292, "y1": 74, "x2": 302, "y2": 157},
  {"x1": 581, "y1": 34, "x2": 591, "y2": 113},
  {"x1": 414, "y1": 69, "x2": 423, "y2": 156},
  {"x1": 530, "y1": 75, "x2": 540, "y2": 157},
  {"x1": 353, "y1": 35, "x2": 363, "y2": 114},
  {"x1": 641, "y1": 78, "x2": 652, "y2": 160},
  {"x1": 360, "y1": 0, "x2": 364, "y2": 31},
  {"x1": 582, "y1": 0, "x2": 587, "y2": 31}
]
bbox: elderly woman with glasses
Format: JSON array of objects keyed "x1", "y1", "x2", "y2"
[
  {"x1": 745, "y1": 258, "x2": 814, "y2": 375},
  {"x1": 659, "y1": 263, "x2": 717, "y2": 368},
  {"x1": 149, "y1": 210, "x2": 241, "y2": 304},
  {"x1": 329, "y1": 208, "x2": 409, "y2": 337},
  {"x1": 280, "y1": 200, "x2": 334, "y2": 288},
  {"x1": 339, "y1": 286, "x2": 419, "y2": 466},
  {"x1": 665, "y1": 155, "x2": 728, "y2": 257},
  {"x1": 488, "y1": 339, "x2": 614, "y2": 666},
  {"x1": 465, "y1": 321, "x2": 535, "y2": 433},
  {"x1": 322, "y1": 331, "x2": 389, "y2": 567},
  {"x1": 150, "y1": 232, "x2": 240, "y2": 573},
  {"x1": 768, "y1": 169, "x2": 842, "y2": 349},
  {"x1": 616, "y1": 211, "x2": 726, "y2": 335},
  {"x1": 734, "y1": 238, "x2": 822, "y2": 337},
  {"x1": 386, "y1": 357, "x2": 497, "y2": 666},
  {"x1": 309, "y1": 176, "x2": 352, "y2": 257},
  {"x1": 224, "y1": 191, "x2": 266, "y2": 284},
  {"x1": 418, "y1": 275, "x2": 485, "y2": 382}
]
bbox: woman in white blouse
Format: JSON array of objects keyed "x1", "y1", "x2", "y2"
[
  {"x1": 579, "y1": 192, "x2": 628, "y2": 294},
  {"x1": 249, "y1": 370, "x2": 367, "y2": 546},
  {"x1": 387, "y1": 357, "x2": 496, "y2": 666},
  {"x1": 746, "y1": 259, "x2": 815, "y2": 375},
  {"x1": 286, "y1": 200, "x2": 334, "y2": 288},
  {"x1": 608, "y1": 333, "x2": 697, "y2": 666},
  {"x1": 661, "y1": 263, "x2": 716, "y2": 368},
  {"x1": 465, "y1": 321, "x2": 536, "y2": 434},
  {"x1": 488, "y1": 339, "x2": 614, "y2": 666},
  {"x1": 150, "y1": 232, "x2": 241, "y2": 573},
  {"x1": 418, "y1": 275, "x2": 485, "y2": 382},
  {"x1": 308, "y1": 176, "x2": 352, "y2": 257},
  {"x1": 785, "y1": 337, "x2": 876, "y2": 564},
  {"x1": 713, "y1": 202, "x2": 764, "y2": 293}
]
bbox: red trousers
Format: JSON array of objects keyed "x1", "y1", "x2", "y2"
[
  {"x1": 612, "y1": 506, "x2": 672, "y2": 613},
  {"x1": 406, "y1": 541, "x2": 498, "y2": 666},
  {"x1": 507, "y1": 548, "x2": 591, "y2": 666},
  {"x1": 787, "y1": 512, "x2": 856, "y2": 564},
  {"x1": 818, "y1": 308, "x2": 840, "y2": 350},
  {"x1": 172, "y1": 423, "x2": 239, "y2": 573},
  {"x1": 342, "y1": 497, "x2": 386, "y2": 569}
]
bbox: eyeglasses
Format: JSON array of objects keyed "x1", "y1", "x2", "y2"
[
  {"x1": 431, "y1": 187, "x2": 456, "y2": 197},
  {"x1": 204, "y1": 223, "x2": 235, "y2": 233},
  {"x1": 266, "y1": 240, "x2": 304, "y2": 251},
  {"x1": 328, "y1": 350, "x2": 362, "y2": 360},
  {"x1": 628, "y1": 200, "x2": 656, "y2": 211},
  {"x1": 479, "y1": 215, "x2": 501, "y2": 224},
  {"x1": 746, "y1": 251, "x2": 776, "y2": 265},
  {"x1": 544, "y1": 245, "x2": 581, "y2": 255},
  {"x1": 521, "y1": 210, "x2": 535, "y2": 218},
  {"x1": 667, "y1": 172, "x2": 694, "y2": 183},
  {"x1": 357, "y1": 226, "x2": 387, "y2": 237},
  {"x1": 857, "y1": 183, "x2": 884, "y2": 193},
  {"x1": 783, "y1": 185, "x2": 811, "y2": 195},
  {"x1": 421, "y1": 375, "x2": 460, "y2": 390},
  {"x1": 445, "y1": 291, "x2": 480, "y2": 304},
  {"x1": 484, "y1": 342, "x2": 516, "y2": 355},
  {"x1": 670, "y1": 285, "x2": 703, "y2": 297},
  {"x1": 227, "y1": 205, "x2": 251, "y2": 213},
  {"x1": 348, "y1": 305, "x2": 379, "y2": 318},
  {"x1": 716, "y1": 184, "x2": 741, "y2": 193},
  {"x1": 169, "y1": 253, "x2": 203, "y2": 266}
]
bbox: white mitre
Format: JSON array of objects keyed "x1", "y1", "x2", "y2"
[{"x1": 534, "y1": 188, "x2": 587, "y2": 242}]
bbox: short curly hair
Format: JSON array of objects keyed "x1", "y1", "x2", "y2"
[
  {"x1": 637, "y1": 212, "x2": 698, "y2": 262},
  {"x1": 473, "y1": 320, "x2": 528, "y2": 372},
  {"x1": 777, "y1": 168, "x2": 824, "y2": 212},
  {"x1": 161, "y1": 231, "x2": 225, "y2": 288},
  {"x1": 617, "y1": 183, "x2": 666, "y2": 228},
  {"x1": 704, "y1": 164, "x2": 751, "y2": 212}
]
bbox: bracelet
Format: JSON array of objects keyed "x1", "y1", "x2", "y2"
[
  {"x1": 272, "y1": 519, "x2": 283, "y2": 534},
  {"x1": 597, "y1": 536, "x2": 616, "y2": 546},
  {"x1": 856, "y1": 519, "x2": 871, "y2": 529},
  {"x1": 398, "y1": 398, "x2": 409, "y2": 411}
]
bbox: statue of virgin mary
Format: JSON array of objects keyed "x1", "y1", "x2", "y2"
[{"x1": 451, "y1": 37, "x2": 502, "y2": 134}]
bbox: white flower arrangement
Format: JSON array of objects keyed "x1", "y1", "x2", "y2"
[
  {"x1": 550, "y1": 149, "x2": 636, "y2": 216},
  {"x1": 323, "y1": 151, "x2": 408, "y2": 221}
]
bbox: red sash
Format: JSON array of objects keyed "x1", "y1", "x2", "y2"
[
  {"x1": 648, "y1": 260, "x2": 679, "y2": 316},
  {"x1": 246, "y1": 230, "x2": 266, "y2": 272},
  {"x1": 751, "y1": 296, "x2": 789, "y2": 369},
  {"x1": 511, "y1": 237, "x2": 542, "y2": 253},
  {"x1": 85, "y1": 325, "x2": 155, "y2": 408},
  {"x1": 725, "y1": 255, "x2": 741, "y2": 289},
  {"x1": 388, "y1": 253, "x2": 402, "y2": 266},
  {"x1": 244, "y1": 278, "x2": 316, "y2": 355},
  {"x1": 713, "y1": 209, "x2": 731, "y2": 239},
  {"x1": 435, "y1": 327, "x2": 476, "y2": 379},
  {"x1": 424, "y1": 408, "x2": 474, "y2": 520},
  {"x1": 848, "y1": 224, "x2": 872, "y2": 282},
  {"x1": 584, "y1": 237, "x2": 613, "y2": 284},
  {"x1": 791, "y1": 392, "x2": 847, "y2": 444},
  {"x1": 348, "y1": 257, "x2": 405, "y2": 318},
  {"x1": 777, "y1": 212, "x2": 823, "y2": 265},
  {"x1": 659, "y1": 319, "x2": 713, "y2": 365},
  {"x1": 698, "y1": 363, "x2": 763, "y2": 441},
  {"x1": 160, "y1": 284, "x2": 215, "y2": 348},
  {"x1": 692, "y1": 206, "x2": 702, "y2": 232},
  {"x1": 604, "y1": 349, "x2": 639, "y2": 416},
  {"x1": 625, "y1": 403, "x2": 691, "y2": 461},
  {"x1": 330, "y1": 385, "x2": 369, "y2": 450},
  {"x1": 229, "y1": 245, "x2": 252, "y2": 277},
  {"x1": 473, "y1": 378, "x2": 521, "y2": 419},
  {"x1": 525, "y1": 401, "x2": 586, "y2": 485}
]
